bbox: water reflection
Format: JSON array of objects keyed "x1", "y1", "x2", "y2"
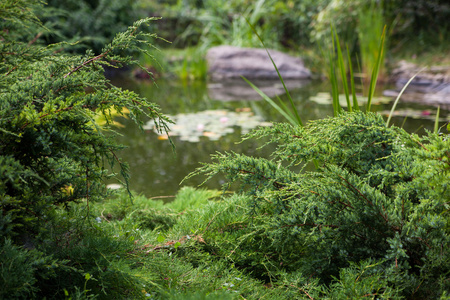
[
  {"x1": 208, "y1": 78, "x2": 311, "y2": 101},
  {"x1": 109, "y1": 76, "x2": 447, "y2": 197}
]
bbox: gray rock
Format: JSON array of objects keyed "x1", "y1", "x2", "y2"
[
  {"x1": 206, "y1": 45, "x2": 311, "y2": 80},
  {"x1": 391, "y1": 60, "x2": 450, "y2": 93},
  {"x1": 385, "y1": 60, "x2": 450, "y2": 107}
]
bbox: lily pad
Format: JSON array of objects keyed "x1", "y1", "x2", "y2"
[{"x1": 144, "y1": 109, "x2": 271, "y2": 142}]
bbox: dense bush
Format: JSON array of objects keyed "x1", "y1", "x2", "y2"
[
  {"x1": 0, "y1": 0, "x2": 169, "y2": 248},
  {"x1": 0, "y1": 1, "x2": 173, "y2": 298},
  {"x1": 188, "y1": 111, "x2": 450, "y2": 298}
]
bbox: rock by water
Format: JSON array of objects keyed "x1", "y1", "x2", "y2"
[
  {"x1": 385, "y1": 60, "x2": 450, "y2": 108},
  {"x1": 206, "y1": 45, "x2": 311, "y2": 80}
]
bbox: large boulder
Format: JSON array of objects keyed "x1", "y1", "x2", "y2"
[{"x1": 206, "y1": 45, "x2": 311, "y2": 80}]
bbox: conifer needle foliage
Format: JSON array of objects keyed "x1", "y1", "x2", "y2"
[
  {"x1": 188, "y1": 111, "x2": 450, "y2": 298},
  {"x1": 0, "y1": 1, "x2": 170, "y2": 239}
]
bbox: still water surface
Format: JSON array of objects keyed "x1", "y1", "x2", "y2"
[{"x1": 109, "y1": 77, "x2": 446, "y2": 198}]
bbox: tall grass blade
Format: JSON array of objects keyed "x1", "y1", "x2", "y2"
[
  {"x1": 347, "y1": 45, "x2": 359, "y2": 111},
  {"x1": 330, "y1": 64, "x2": 341, "y2": 116},
  {"x1": 386, "y1": 68, "x2": 425, "y2": 127},
  {"x1": 358, "y1": 0, "x2": 385, "y2": 81},
  {"x1": 276, "y1": 95, "x2": 293, "y2": 115},
  {"x1": 434, "y1": 106, "x2": 440, "y2": 134},
  {"x1": 401, "y1": 116, "x2": 408, "y2": 129},
  {"x1": 366, "y1": 26, "x2": 386, "y2": 112},
  {"x1": 334, "y1": 31, "x2": 351, "y2": 111},
  {"x1": 355, "y1": 54, "x2": 365, "y2": 96},
  {"x1": 242, "y1": 76, "x2": 297, "y2": 126},
  {"x1": 244, "y1": 17, "x2": 303, "y2": 126},
  {"x1": 328, "y1": 30, "x2": 341, "y2": 116}
]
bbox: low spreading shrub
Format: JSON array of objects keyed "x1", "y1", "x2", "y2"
[
  {"x1": 187, "y1": 111, "x2": 450, "y2": 298},
  {"x1": 1, "y1": 2, "x2": 172, "y2": 298},
  {"x1": 0, "y1": 0, "x2": 170, "y2": 242}
]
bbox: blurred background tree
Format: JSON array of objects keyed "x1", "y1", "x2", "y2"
[{"x1": 39, "y1": 0, "x2": 141, "y2": 54}]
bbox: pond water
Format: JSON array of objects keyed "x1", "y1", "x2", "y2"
[{"x1": 108, "y1": 76, "x2": 448, "y2": 198}]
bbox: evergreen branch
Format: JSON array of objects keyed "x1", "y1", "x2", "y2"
[
  {"x1": 204, "y1": 211, "x2": 221, "y2": 232},
  {"x1": 281, "y1": 223, "x2": 339, "y2": 229},
  {"x1": 288, "y1": 284, "x2": 314, "y2": 300},
  {"x1": 415, "y1": 237, "x2": 431, "y2": 250},
  {"x1": 337, "y1": 174, "x2": 375, "y2": 207},
  {"x1": 328, "y1": 196, "x2": 355, "y2": 209},
  {"x1": 27, "y1": 32, "x2": 42, "y2": 46},
  {"x1": 64, "y1": 50, "x2": 110, "y2": 78},
  {"x1": 336, "y1": 174, "x2": 401, "y2": 234},
  {"x1": 238, "y1": 168, "x2": 285, "y2": 189},
  {"x1": 413, "y1": 138, "x2": 428, "y2": 151},
  {"x1": 53, "y1": 84, "x2": 83, "y2": 94},
  {"x1": 19, "y1": 103, "x2": 105, "y2": 130},
  {"x1": 362, "y1": 293, "x2": 378, "y2": 297},
  {"x1": 5, "y1": 65, "x2": 17, "y2": 76},
  {"x1": 108, "y1": 148, "x2": 122, "y2": 164}
]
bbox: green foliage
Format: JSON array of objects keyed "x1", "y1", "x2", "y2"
[
  {"x1": 40, "y1": 0, "x2": 142, "y2": 54},
  {"x1": 92, "y1": 187, "x2": 221, "y2": 231},
  {"x1": 5, "y1": 166, "x2": 444, "y2": 299},
  {"x1": 139, "y1": 0, "x2": 449, "y2": 65},
  {"x1": 0, "y1": 1, "x2": 170, "y2": 241},
  {"x1": 326, "y1": 259, "x2": 400, "y2": 299},
  {"x1": 242, "y1": 18, "x2": 303, "y2": 127},
  {"x1": 357, "y1": 0, "x2": 386, "y2": 81},
  {"x1": 312, "y1": 0, "x2": 389, "y2": 84},
  {"x1": 385, "y1": 0, "x2": 450, "y2": 54},
  {"x1": 0, "y1": 185, "x2": 223, "y2": 299},
  {"x1": 83, "y1": 188, "x2": 281, "y2": 299},
  {"x1": 189, "y1": 112, "x2": 450, "y2": 298},
  {"x1": 2, "y1": 1, "x2": 449, "y2": 299},
  {"x1": 35, "y1": 210, "x2": 152, "y2": 299},
  {"x1": 245, "y1": 21, "x2": 386, "y2": 128},
  {"x1": 140, "y1": 0, "x2": 331, "y2": 50},
  {"x1": 326, "y1": 25, "x2": 386, "y2": 115},
  {"x1": 171, "y1": 48, "x2": 208, "y2": 82},
  {"x1": 0, "y1": 238, "x2": 52, "y2": 299}
]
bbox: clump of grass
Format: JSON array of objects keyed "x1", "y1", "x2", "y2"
[
  {"x1": 139, "y1": 47, "x2": 208, "y2": 82},
  {"x1": 357, "y1": 0, "x2": 387, "y2": 82},
  {"x1": 328, "y1": 25, "x2": 386, "y2": 114},
  {"x1": 242, "y1": 18, "x2": 387, "y2": 126}
]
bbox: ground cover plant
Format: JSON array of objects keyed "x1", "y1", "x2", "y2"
[
  {"x1": 178, "y1": 14, "x2": 450, "y2": 298},
  {"x1": 19, "y1": 112, "x2": 446, "y2": 299},
  {"x1": 184, "y1": 111, "x2": 450, "y2": 299}
]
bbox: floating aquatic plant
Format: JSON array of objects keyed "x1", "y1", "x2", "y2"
[{"x1": 144, "y1": 109, "x2": 271, "y2": 142}]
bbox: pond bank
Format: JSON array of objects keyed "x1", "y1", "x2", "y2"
[
  {"x1": 131, "y1": 49, "x2": 450, "y2": 108},
  {"x1": 384, "y1": 60, "x2": 450, "y2": 109}
]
